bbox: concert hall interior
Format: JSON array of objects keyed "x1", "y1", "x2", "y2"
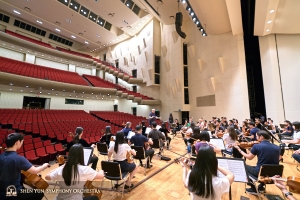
[{"x1": 0, "y1": 0, "x2": 300, "y2": 199}]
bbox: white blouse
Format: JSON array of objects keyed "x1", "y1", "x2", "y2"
[{"x1": 108, "y1": 143, "x2": 131, "y2": 161}]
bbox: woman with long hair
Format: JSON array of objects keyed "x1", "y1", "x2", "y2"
[
  {"x1": 159, "y1": 122, "x2": 171, "y2": 149},
  {"x1": 180, "y1": 146, "x2": 234, "y2": 199},
  {"x1": 67, "y1": 127, "x2": 98, "y2": 170},
  {"x1": 100, "y1": 126, "x2": 113, "y2": 146},
  {"x1": 223, "y1": 126, "x2": 238, "y2": 152},
  {"x1": 108, "y1": 131, "x2": 138, "y2": 189},
  {"x1": 46, "y1": 144, "x2": 104, "y2": 200}
]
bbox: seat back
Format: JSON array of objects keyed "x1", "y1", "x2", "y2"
[
  {"x1": 151, "y1": 139, "x2": 160, "y2": 149},
  {"x1": 96, "y1": 143, "x2": 108, "y2": 153},
  {"x1": 131, "y1": 146, "x2": 145, "y2": 159},
  {"x1": 43, "y1": 140, "x2": 52, "y2": 146},
  {"x1": 36, "y1": 147, "x2": 47, "y2": 156},
  {"x1": 257, "y1": 164, "x2": 284, "y2": 184},
  {"x1": 101, "y1": 161, "x2": 122, "y2": 180}
]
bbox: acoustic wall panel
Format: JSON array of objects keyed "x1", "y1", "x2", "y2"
[
  {"x1": 197, "y1": 59, "x2": 203, "y2": 72},
  {"x1": 165, "y1": 60, "x2": 170, "y2": 72},
  {"x1": 172, "y1": 86, "x2": 176, "y2": 98},
  {"x1": 141, "y1": 67, "x2": 146, "y2": 78},
  {"x1": 144, "y1": 51, "x2": 148, "y2": 61},
  {"x1": 218, "y1": 57, "x2": 225, "y2": 74},
  {"x1": 207, "y1": 77, "x2": 216, "y2": 92},
  {"x1": 196, "y1": 95, "x2": 216, "y2": 107},
  {"x1": 148, "y1": 68, "x2": 153, "y2": 80},
  {"x1": 143, "y1": 38, "x2": 147, "y2": 48},
  {"x1": 187, "y1": 45, "x2": 195, "y2": 59},
  {"x1": 162, "y1": 45, "x2": 167, "y2": 57},
  {"x1": 172, "y1": 31, "x2": 178, "y2": 43}
]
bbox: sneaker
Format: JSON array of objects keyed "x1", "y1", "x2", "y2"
[
  {"x1": 124, "y1": 184, "x2": 134, "y2": 189},
  {"x1": 258, "y1": 186, "x2": 265, "y2": 193},
  {"x1": 245, "y1": 188, "x2": 258, "y2": 195}
]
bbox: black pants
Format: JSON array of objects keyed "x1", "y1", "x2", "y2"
[
  {"x1": 246, "y1": 165, "x2": 264, "y2": 188},
  {"x1": 166, "y1": 136, "x2": 171, "y2": 147},
  {"x1": 278, "y1": 132, "x2": 293, "y2": 140},
  {"x1": 89, "y1": 156, "x2": 99, "y2": 170},
  {"x1": 280, "y1": 143, "x2": 300, "y2": 156},
  {"x1": 139, "y1": 149, "x2": 154, "y2": 167}
]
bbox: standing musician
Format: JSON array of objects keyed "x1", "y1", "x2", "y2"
[
  {"x1": 148, "y1": 109, "x2": 158, "y2": 126},
  {"x1": 244, "y1": 122, "x2": 260, "y2": 141},
  {"x1": 129, "y1": 125, "x2": 154, "y2": 168},
  {"x1": 180, "y1": 146, "x2": 234, "y2": 200},
  {"x1": 99, "y1": 126, "x2": 113, "y2": 147},
  {"x1": 233, "y1": 130, "x2": 280, "y2": 195},
  {"x1": 158, "y1": 122, "x2": 171, "y2": 149},
  {"x1": 108, "y1": 131, "x2": 138, "y2": 189},
  {"x1": 279, "y1": 121, "x2": 300, "y2": 162},
  {"x1": 45, "y1": 144, "x2": 104, "y2": 200},
  {"x1": 148, "y1": 122, "x2": 166, "y2": 155},
  {"x1": 278, "y1": 120, "x2": 294, "y2": 140},
  {"x1": 67, "y1": 127, "x2": 98, "y2": 170},
  {"x1": 168, "y1": 113, "x2": 174, "y2": 124},
  {"x1": 0, "y1": 133, "x2": 49, "y2": 200}
]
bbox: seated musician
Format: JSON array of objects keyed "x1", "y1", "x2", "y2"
[
  {"x1": 0, "y1": 133, "x2": 49, "y2": 200},
  {"x1": 141, "y1": 121, "x2": 147, "y2": 137},
  {"x1": 67, "y1": 127, "x2": 98, "y2": 170},
  {"x1": 233, "y1": 130, "x2": 280, "y2": 195},
  {"x1": 108, "y1": 131, "x2": 138, "y2": 189},
  {"x1": 100, "y1": 126, "x2": 113, "y2": 147},
  {"x1": 279, "y1": 121, "x2": 300, "y2": 162},
  {"x1": 194, "y1": 131, "x2": 221, "y2": 154},
  {"x1": 292, "y1": 149, "x2": 300, "y2": 165},
  {"x1": 122, "y1": 122, "x2": 132, "y2": 139},
  {"x1": 222, "y1": 127, "x2": 238, "y2": 156},
  {"x1": 180, "y1": 146, "x2": 234, "y2": 200},
  {"x1": 129, "y1": 125, "x2": 154, "y2": 168},
  {"x1": 158, "y1": 122, "x2": 171, "y2": 149},
  {"x1": 45, "y1": 144, "x2": 104, "y2": 200},
  {"x1": 244, "y1": 122, "x2": 260, "y2": 141},
  {"x1": 197, "y1": 118, "x2": 204, "y2": 130},
  {"x1": 174, "y1": 118, "x2": 180, "y2": 133},
  {"x1": 278, "y1": 120, "x2": 294, "y2": 140},
  {"x1": 273, "y1": 176, "x2": 296, "y2": 200},
  {"x1": 221, "y1": 117, "x2": 228, "y2": 129},
  {"x1": 148, "y1": 122, "x2": 166, "y2": 155},
  {"x1": 186, "y1": 122, "x2": 196, "y2": 135},
  {"x1": 212, "y1": 119, "x2": 224, "y2": 138}
]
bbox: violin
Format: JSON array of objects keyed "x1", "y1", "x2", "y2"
[
  {"x1": 69, "y1": 132, "x2": 74, "y2": 137},
  {"x1": 21, "y1": 167, "x2": 50, "y2": 190},
  {"x1": 216, "y1": 131, "x2": 224, "y2": 138},
  {"x1": 174, "y1": 157, "x2": 196, "y2": 169},
  {"x1": 258, "y1": 176, "x2": 300, "y2": 193},
  {"x1": 238, "y1": 141, "x2": 260, "y2": 149}
]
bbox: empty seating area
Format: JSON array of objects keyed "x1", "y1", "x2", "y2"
[
  {"x1": 56, "y1": 47, "x2": 93, "y2": 59},
  {"x1": 5, "y1": 30, "x2": 54, "y2": 49},
  {"x1": 83, "y1": 74, "x2": 117, "y2": 88},
  {"x1": 0, "y1": 56, "x2": 89, "y2": 86},
  {"x1": 117, "y1": 87, "x2": 154, "y2": 100},
  {"x1": 90, "y1": 111, "x2": 148, "y2": 127}
]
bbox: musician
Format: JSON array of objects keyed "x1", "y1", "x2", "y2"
[
  {"x1": 197, "y1": 118, "x2": 204, "y2": 129},
  {"x1": 122, "y1": 122, "x2": 132, "y2": 139},
  {"x1": 129, "y1": 125, "x2": 154, "y2": 168},
  {"x1": 168, "y1": 113, "x2": 174, "y2": 124},
  {"x1": 186, "y1": 122, "x2": 196, "y2": 134},
  {"x1": 212, "y1": 119, "x2": 224, "y2": 137},
  {"x1": 108, "y1": 131, "x2": 138, "y2": 189},
  {"x1": 221, "y1": 117, "x2": 228, "y2": 129},
  {"x1": 141, "y1": 121, "x2": 147, "y2": 137},
  {"x1": 158, "y1": 122, "x2": 171, "y2": 149},
  {"x1": 278, "y1": 120, "x2": 294, "y2": 140},
  {"x1": 273, "y1": 175, "x2": 296, "y2": 200},
  {"x1": 99, "y1": 126, "x2": 113, "y2": 146},
  {"x1": 0, "y1": 133, "x2": 48, "y2": 200},
  {"x1": 234, "y1": 130, "x2": 280, "y2": 194},
  {"x1": 194, "y1": 131, "x2": 221, "y2": 154},
  {"x1": 244, "y1": 122, "x2": 260, "y2": 141},
  {"x1": 279, "y1": 121, "x2": 300, "y2": 162},
  {"x1": 292, "y1": 149, "x2": 300, "y2": 165},
  {"x1": 255, "y1": 118, "x2": 262, "y2": 129},
  {"x1": 180, "y1": 146, "x2": 234, "y2": 199},
  {"x1": 148, "y1": 109, "x2": 158, "y2": 125},
  {"x1": 45, "y1": 144, "x2": 104, "y2": 200},
  {"x1": 222, "y1": 127, "x2": 238, "y2": 154},
  {"x1": 67, "y1": 127, "x2": 98, "y2": 170},
  {"x1": 148, "y1": 122, "x2": 166, "y2": 155},
  {"x1": 228, "y1": 120, "x2": 234, "y2": 127}
]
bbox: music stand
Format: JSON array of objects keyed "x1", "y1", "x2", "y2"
[
  {"x1": 210, "y1": 138, "x2": 226, "y2": 150},
  {"x1": 83, "y1": 147, "x2": 94, "y2": 166}
]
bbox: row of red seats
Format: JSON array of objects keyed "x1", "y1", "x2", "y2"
[
  {"x1": 93, "y1": 58, "x2": 132, "y2": 78},
  {"x1": 0, "y1": 56, "x2": 89, "y2": 86},
  {"x1": 83, "y1": 74, "x2": 116, "y2": 88},
  {"x1": 5, "y1": 30, "x2": 54, "y2": 49},
  {"x1": 57, "y1": 47, "x2": 93, "y2": 59}
]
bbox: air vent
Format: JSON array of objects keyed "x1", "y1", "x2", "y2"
[
  {"x1": 0, "y1": 13, "x2": 10, "y2": 23},
  {"x1": 58, "y1": 0, "x2": 69, "y2": 6},
  {"x1": 14, "y1": 19, "x2": 46, "y2": 36},
  {"x1": 120, "y1": 0, "x2": 140, "y2": 16},
  {"x1": 144, "y1": 0, "x2": 160, "y2": 17},
  {"x1": 132, "y1": 5, "x2": 141, "y2": 15},
  {"x1": 104, "y1": 22, "x2": 112, "y2": 31},
  {"x1": 49, "y1": 33, "x2": 73, "y2": 47}
]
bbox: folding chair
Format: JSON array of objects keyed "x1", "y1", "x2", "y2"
[
  {"x1": 248, "y1": 164, "x2": 284, "y2": 200},
  {"x1": 131, "y1": 146, "x2": 149, "y2": 175},
  {"x1": 96, "y1": 142, "x2": 108, "y2": 159},
  {"x1": 150, "y1": 139, "x2": 163, "y2": 156},
  {"x1": 100, "y1": 161, "x2": 129, "y2": 199}
]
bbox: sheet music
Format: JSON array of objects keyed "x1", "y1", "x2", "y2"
[
  {"x1": 217, "y1": 158, "x2": 248, "y2": 183},
  {"x1": 127, "y1": 131, "x2": 135, "y2": 139},
  {"x1": 145, "y1": 127, "x2": 151, "y2": 134},
  {"x1": 210, "y1": 138, "x2": 225, "y2": 150},
  {"x1": 83, "y1": 148, "x2": 93, "y2": 166},
  {"x1": 156, "y1": 125, "x2": 161, "y2": 130}
]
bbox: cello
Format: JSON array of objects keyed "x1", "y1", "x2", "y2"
[{"x1": 21, "y1": 165, "x2": 50, "y2": 190}]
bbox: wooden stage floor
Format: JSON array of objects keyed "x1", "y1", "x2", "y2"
[{"x1": 42, "y1": 135, "x2": 300, "y2": 200}]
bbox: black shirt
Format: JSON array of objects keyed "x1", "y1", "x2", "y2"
[
  {"x1": 67, "y1": 138, "x2": 89, "y2": 152},
  {"x1": 100, "y1": 134, "x2": 113, "y2": 146},
  {"x1": 159, "y1": 128, "x2": 169, "y2": 138}
]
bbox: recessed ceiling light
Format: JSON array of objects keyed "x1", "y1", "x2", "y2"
[
  {"x1": 42, "y1": 55, "x2": 44, "y2": 56},
  {"x1": 75, "y1": 6, "x2": 77, "y2": 9},
  {"x1": 26, "y1": 85, "x2": 29, "y2": 87},
  {"x1": 266, "y1": 29, "x2": 270, "y2": 32},
  {"x1": 10, "y1": 83, "x2": 13, "y2": 86},
  {"x1": 9, "y1": 89, "x2": 12, "y2": 91},
  {"x1": 267, "y1": 20, "x2": 272, "y2": 24},
  {"x1": 56, "y1": 93, "x2": 58, "y2": 95},
  {"x1": 48, "y1": 92, "x2": 50, "y2": 94},
  {"x1": 40, "y1": 92, "x2": 42, "y2": 94},
  {"x1": 126, "y1": 3, "x2": 129, "y2": 6},
  {"x1": 13, "y1": 10, "x2": 21, "y2": 14},
  {"x1": 55, "y1": 28, "x2": 61, "y2": 32},
  {"x1": 270, "y1": 10, "x2": 274, "y2": 13},
  {"x1": 20, "y1": 90, "x2": 23, "y2": 92},
  {"x1": 20, "y1": 48, "x2": 22, "y2": 50},
  {"x1": 30, "y1": 91, "x2": 33, "y2": 93},
  {"x1": 52, "y1": 88, "x2": 54, "y2": 90},
  {"x1": 37, "y1": 20, "x2": 42, "y2": 24},
  {"x1": 85, "y1": 41, "x2": 89, "y2": 44}
]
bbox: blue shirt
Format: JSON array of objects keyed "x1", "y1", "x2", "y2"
[
  {"x1": 0, "y1": 151, "x2": 32, "y2": 198},
  {"x1": 250, "y1": 127, "x2": 260, "y2": 141},
  {"x1": 148, "y1": 112, "x2": 156, "y2": 125},
  {"x1": 130, "y1": 134, "x2": 148, "y2": 147},
  {"x1": 250, "y1": 140, "x2": 280, "y2": 172},
  {"x1": 122, "y1": 127, "x2": 132, "y2": 137}
]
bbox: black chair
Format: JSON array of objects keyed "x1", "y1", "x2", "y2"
[
  {"x1": 97, "y1": 142, "x2": 108, "y2": 159},
  {"x1": 248, "y1": 164, "x2": 284, "y2": 200},
  {"x1": 100, "y1": 161, "x2": 129, "y2": 199},
  {"x1": 131, "y1": 146, "x2": 149, "y2": 175},
  {"x1": 151, "y1": 139, "x2": 163, "y2": 156}
]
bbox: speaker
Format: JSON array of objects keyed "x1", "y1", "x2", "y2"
[{"x1": 175, "y1": 12, "x2": 186, "y2": 39}]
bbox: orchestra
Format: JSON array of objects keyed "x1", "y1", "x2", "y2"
[{"x1": 0, "y1": 112, "x2": 299, "y2": 200}]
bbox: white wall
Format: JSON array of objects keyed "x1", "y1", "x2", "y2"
[
  {"x1": 259, "y1": 34, "x2": 300, "y2": 123},
  {"x1": 25, "y1": 53, "x2": 35, "y2": 64},
  {"x1": 0, "y1": 47, "x2": 24, "y2": 61},
  {"x1": 75, "y1": 67, "x2": 92, "y2": 75},
  {"x1": 35, "y1": 58, "x2": 68, "y2": 71}
]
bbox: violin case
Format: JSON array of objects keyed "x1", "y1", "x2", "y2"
[{"x1": 161, "y1": 156, "x2": 171, "y2": 161}]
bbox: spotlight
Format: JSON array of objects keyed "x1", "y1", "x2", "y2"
[
  {"x1": 200, "y1": 27, "x2": 203, "y2": 32},
  {"x1": 202, "y1": 32, "x2": 206, "y2": 36},
  {"x1": 190, "y1": 12, "x2": 194, "y2": 16},
  {"x1": 182, "y1": 0, "x2": 186, "y2": 3},
  {"x1": 186, "y1": 6, "x2": 191, "y2": 12}
]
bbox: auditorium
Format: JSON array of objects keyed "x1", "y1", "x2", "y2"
[{"x1": 0, "y1": 0, "x2": 299, "y2": 199}]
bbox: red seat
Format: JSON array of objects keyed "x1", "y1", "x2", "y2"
[
  {"x1": 54, "y1": 143, "x2": 65, "y2": 155},
  {"x1": 25, "y1": 150, "x2": 39, "y2": 164},
  {"x1": 43, "y1": 140, "x2": 52, "y2": 147},
  {"x1": 33, "y1": 137, "x2": 42, "y2": 143},
  {"x1": 34, "y1": 141, "x2": 43, "y2": 149},
  {"x1": 35, "y1": 147, "x2": 50, "y2": 163},
  {"x1": 24, "y1": 144, "x2": 34, "y2": 151},
  {"x1": 23, "y1": 139, "x2": 32, "y2": 145},
  {"x1": 45, "y1": 145, "x2": 57, "y2": 160}
]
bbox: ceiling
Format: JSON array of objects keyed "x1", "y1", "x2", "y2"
[{"x1": 254, "y1": 0, "x2": 300, "y2": 36}]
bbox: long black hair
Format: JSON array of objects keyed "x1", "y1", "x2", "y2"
[
  {"x1": 105, "y1": 126, "x2": 111, "y2": 141},
  {"x1": 190, "y1": 122, "x2": 195, "y2": 131},
  {"x1": 114, "y1": 131, "x2": 125, "y2": 153},
  {"x1": 161, "y1": 122, "x2": 166, "y2": 129},
  {"x1": 62, "y1": 144, "x2": 84, "y2": 186},
  {"x1": 188, "y1": 146, "x2": 218, "y2": 198},
  {"x1": 73, "y1": 127, "x2": 83, "y2": 143}
]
